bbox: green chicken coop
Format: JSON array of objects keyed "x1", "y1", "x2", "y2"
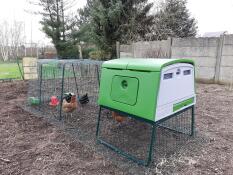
[{"x1": 96, "y1": 58, "x2": 196, "y2": 166}]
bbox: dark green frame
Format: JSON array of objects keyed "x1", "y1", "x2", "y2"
[
  {"x1": 38, "y1": 62, "x2": 101, "y2": 121},
  {"x1": 96, "y1": 105, "x2": 195, "y2": 166}
]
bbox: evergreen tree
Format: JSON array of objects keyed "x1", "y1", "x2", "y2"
[
  {"x1": 149, "y1": 0, "x2": 197, "y2": 40},
  {"x1": 79, "y1": 0, "x2": 154, "y2": 58},
  {"x1": 118, "y1": 0, "x2": 154, "y2": 42},
  {"x1": 74, "y1": 0, "x2": 94, "y2": 43},
  {"x1": 32, "y1": 0, "x2": 79, "y2": 57}
]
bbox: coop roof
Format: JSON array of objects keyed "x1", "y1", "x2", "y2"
[{"x1": 102, "y1": 58, "x2": 194, "y2": 72}]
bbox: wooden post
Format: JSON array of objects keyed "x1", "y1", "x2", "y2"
[{"x1": 116, "y1": 41, "x2": 120, "y2": 58}]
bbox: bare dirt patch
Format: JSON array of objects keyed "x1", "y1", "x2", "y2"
[
  {"x1": 0, "y1": 81, "x2": 123, "y2": 175},
  {"x1": 0, "y1": 81, "x2": 233, "y2": 175}
]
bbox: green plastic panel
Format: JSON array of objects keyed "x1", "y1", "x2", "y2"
[
  {"x1": 98, "y1": 68, "x2": 161, "y2": 121},
  {"x1": 99, "y1": 58, "x2": 195, "y2": 121},
  {"x1": 173, "y1": 97, "x2": 194, "y2": 112},
  {"x1": 111, "y1": 76, "x2": 139, "y2": 106},
  {"x1": 102, "y1": 59, "x2": 129, "y2": 69},
  {"x1": 102, "y1": 58, "x2": 194, "y2": 72}
]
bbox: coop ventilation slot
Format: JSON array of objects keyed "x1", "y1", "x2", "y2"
[
  {"x1": 183, "y1": 70, "x2": 191, "y2": 75},
  {"x1": 163, "y1": 73, "x2": 173, "y2": 80},
  {"x1": 176, "y1": 69, "x2": 181, "y2": 75}
]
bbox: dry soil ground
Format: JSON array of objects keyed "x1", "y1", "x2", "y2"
[{"x1": 0, "y1": 81, "x2": 232, "y2": 175}]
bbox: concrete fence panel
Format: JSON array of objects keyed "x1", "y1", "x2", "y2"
[
  {"x1": 172, "y1": 47, "x2": 217, "y2": 57},
  {"x1": 172, "y1": 37, "x2": 219, "y2": 47},
  {"x1": 119, "y1": 35, "x2": 233, "y2": 84},
  {"x1": 132, "y1": 39, "x2": 171, "y2": 58},
  {"x1": 120, "y1": 44, "x2": 133, "y2": 58},
  {"x1": 219, "y1": 35, "x2": 233, "y2": 83},
  {"x1": 172, "y1": 37, "x2": 219, "y2": 82}
]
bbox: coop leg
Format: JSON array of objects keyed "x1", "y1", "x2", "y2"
[
  {"x1": 145, "y1": 123, "x2": 156, "y2": 166},
  {"x1": 96, "y1": 106, "x2": 102, "y2": 137},
  {"x1": 190, "y1": 105, "x2": 195, "y2": 137},
  {"x1": 96, "y1": 107, "x2": 156, "y2": 166}
]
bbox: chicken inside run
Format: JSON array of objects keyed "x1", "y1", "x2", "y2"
[
  {"x1": 26, "y1": 59, "x2": 102, "y2": 119},
  {"x1": 25, "y1": 59, "x2": 195, "y2": 166}
]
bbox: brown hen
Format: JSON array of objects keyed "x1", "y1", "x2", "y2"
[
  {"x1": 112, "y1": 111, "x2": 125, "y2": 122},
  {"x1": 62, "y1": 95, "x2": 78, "y2": 113}
]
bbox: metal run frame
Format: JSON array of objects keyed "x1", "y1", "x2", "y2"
[
  {"x1": 38, "y1": 61, "x2": 101, "y2": 121},
  {"x1": 96, "y1": 105, "x2": 195, "y2": 166}
]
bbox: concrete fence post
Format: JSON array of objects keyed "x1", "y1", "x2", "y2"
[
  {"x1": 131, "y1": 43, "x2": 135, "y2": 58},
  {"x1": 214, "y1": 34, "x2": 225, "y2": 83},
  {"x1": 116, "y1": 41, "x2": 120, "y2": 58},
  {"x1": 168, "y1": 37, "x2": 173, "y2": 58},
  {"x1": 78, "y1": 45, "x2": 83, "y2": 59}
]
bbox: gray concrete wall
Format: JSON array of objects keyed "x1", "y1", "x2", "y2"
[
  {"x1": 132, "y1": 39, "x2": 171, "y2": 58},
  {"x1": 120, "y1": 44, "x2": 133, "y2": 58},
  {"x1": 119, "y1": 39, "x2": 171, "y2": 58},
  {"x1": 171, "y1": 37, "x2": 219, "y2": 82},
  {"x1": 119, "y1": 35, "x2": 233, "y2": 84},
  {"x1": 219, "y1": 35, "x2": 233, "y2": 83}
]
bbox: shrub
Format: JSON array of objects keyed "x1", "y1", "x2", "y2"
[
  {"x1": 57, "y1": 42, "x2": 79, "y2": 59},
  {"x1": 82, "y1": 47, "x2": 97, "y2": 59},
  {"x1": 89, "y1": 50, "x2": 111, "y2": 60}
]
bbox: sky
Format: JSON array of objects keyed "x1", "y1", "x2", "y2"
[{"x1": 0, "y1": 0, "x2": 233, "y2": 45}]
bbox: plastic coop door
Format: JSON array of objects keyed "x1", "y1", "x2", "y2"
[
  {"x1": 155, "y1": 63, "x2": 195, "y2": 121},
  {"x1": 111, "y1": 75, "x2": 139, "y2": 106}
]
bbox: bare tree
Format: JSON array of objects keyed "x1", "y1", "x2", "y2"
[
  {"x1": 0, "y1": 21, "x2": 10, "y2": 61},
  {"x1": 0, "y1": 20, "x2": 24, "y2": 79},
  {"x1": 146, "y1": 0, "x2": 197, "y2": 41},
  {"x1": 10, "y1": 21, "x2": 25, "y2": 79},
  {"x1": 9, "y1": 21, "x2": 24, "y2": 59},
  {"x1": 0, "y1": 20, "x2": 24, "y2": 61}
]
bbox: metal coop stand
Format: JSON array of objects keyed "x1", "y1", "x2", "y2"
[
  {"x1": 96, "y1": 58, "x2": 196, "y2": 166},
  {"x1": 96, "y1": 105, "x2": 195, "y2": 166}
]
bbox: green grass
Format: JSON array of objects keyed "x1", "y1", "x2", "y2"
[
  {"x1": 42, "y1": 64, "x2": 74, "y2": 79},
  {"x1": 0, "y1": 62, "x2": 23, "y2": 79},
  {"x1": 0, "y1": 61, "x2": 76, "y2": 80}
]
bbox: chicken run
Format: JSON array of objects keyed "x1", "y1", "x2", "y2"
[{"x1": 24, "y1": 59, "x2": 195, "y2": 166}]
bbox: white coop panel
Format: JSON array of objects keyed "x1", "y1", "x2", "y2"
[{"x1": 156, "y1": 63, "x2": 196, "y2": 121}]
